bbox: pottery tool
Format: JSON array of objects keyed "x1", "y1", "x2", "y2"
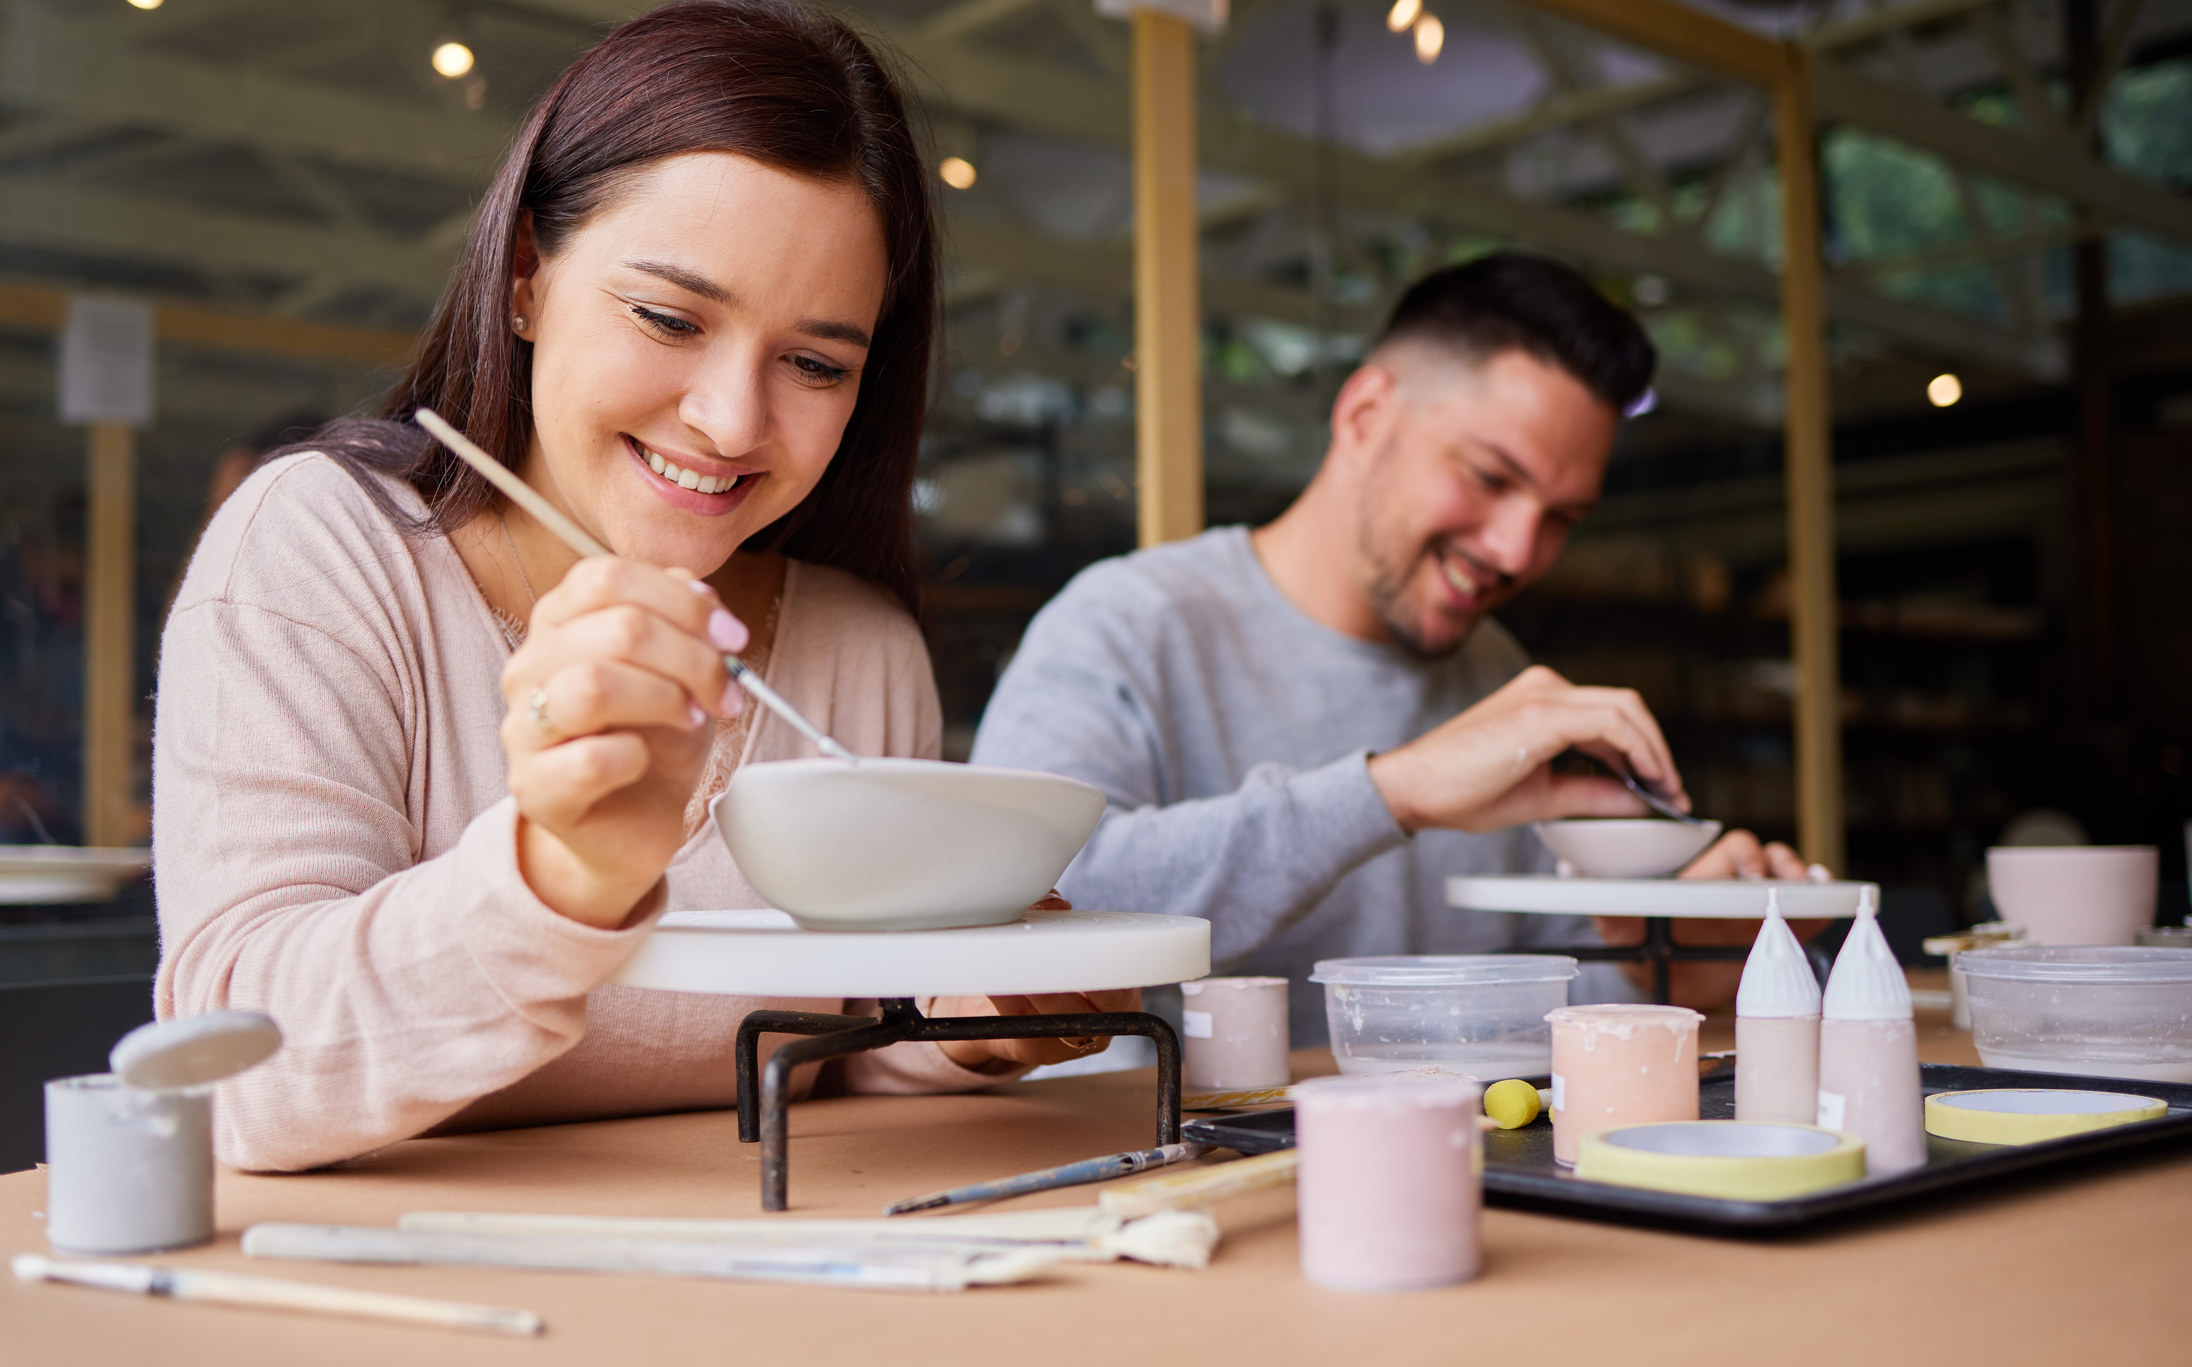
[
  {"x1": 12, "y1": 1253, "x2": 541, "y2": 1336},
  {"x1": 884, "y1": 1142, "x2": 1208, "y2": 1215},
  {"x1": 242, "y1": 1223, "x2": 1051, "y2": 1293},
  {"x1": 401, "y1": 1206, "x2": 1221, "y2": 1270},
  {"x1": 1923, "y1": 1089, "x2": 2170, "y2": 1145},
  {"x1": 1574, "y1": 1121, "x2": 1867, "y2": 1200},
  {"x1": 1588, "y1": 752, "x2": 1706, "y2": 827},
  {"x1": 412, "y1": 407, "x2": 857, "y2": 764},
  {"x1": 1099, "y1": 1149, "x2": 1301, "y2": 1219}
]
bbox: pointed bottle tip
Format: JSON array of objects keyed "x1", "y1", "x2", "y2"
[
  {"x1": 1738, "y1": 887, "x2": 1820, "y2": 1018},
  {"x1": 1823, "y1": 890, "x2": 1910, "y2": 1020}
]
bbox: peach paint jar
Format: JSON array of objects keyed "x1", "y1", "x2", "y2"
[
  {"x1": 1180, "y1": 976, "x2": 1290, "y2": 1091},
  {"x1": 1294, "y1": 1073, "x2": 1483, "y2": 1291},
  {"x1": 1546, "y1": 1004, "x2": 1704, "y2": 1167}
]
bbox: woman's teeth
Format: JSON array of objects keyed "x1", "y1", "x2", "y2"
[{"x1": 643, "y1": 447, "x2": 740, "y2": 496}]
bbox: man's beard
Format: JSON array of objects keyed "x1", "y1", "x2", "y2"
[
  {"x1": 1357, "y1": 497, "x2": 1469, "y2": 661},
  {"x1": 1354, "y1": 464, "x2": 1508, "y2": 661}
]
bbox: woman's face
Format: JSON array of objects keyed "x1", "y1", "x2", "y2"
[{"x1": 511, "y1": 151, "x2": 889, "y2": 573}]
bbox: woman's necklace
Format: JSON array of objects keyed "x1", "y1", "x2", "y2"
[{"x1": 491, "y1": 513, "x2": 539, "y2": 650}]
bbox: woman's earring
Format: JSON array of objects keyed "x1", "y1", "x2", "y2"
[{"x1": 511, "y1": 314, "x2": 530, "y2": 334}]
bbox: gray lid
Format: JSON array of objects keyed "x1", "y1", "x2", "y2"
[
  {"x1": 1309, "y1": 955, "x2": 1579, "y2": 986},
  {"x1": 110, "y1": 1011, "x2": 282, "y2": 1091}
]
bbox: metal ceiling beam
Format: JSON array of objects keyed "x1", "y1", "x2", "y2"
[
  {"x1": 1516, "y1": 0, "x2": 1790, "y2": 88},
  {"x1": 0, "y1": 5, "x2": 506, "y2": 183},
  {"x1": 0, "y1": 181, "x2": 449, "y2": 306},
  {"x1": 887, "y1": 23, "x2": 2060, "y2": 374},
  {"x1": 1811, "y1": 60, "x2": 2192, "y2": 244}
]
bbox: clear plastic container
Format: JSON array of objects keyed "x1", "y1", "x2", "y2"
[
  {"x1": 1958, "y1": 946, "x2": 2192, "y2": 1083},
  {"x1": 1310, "y1": 956, "x2": 1578, "y2": 1078}
]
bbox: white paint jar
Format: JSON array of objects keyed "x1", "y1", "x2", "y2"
[
  {"x1": 44, "y1": 1074, "x2": 214, "y2": 1255},
  {"x1": 1180, "y1": 976, "x2": 1290, "y2": 1090}
]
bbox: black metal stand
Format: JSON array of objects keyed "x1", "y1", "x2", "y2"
[
  {"x1": 1539, "y1": 916, "x2": 1833, "y2": 1003},
  {"x1": 734, "y1": 998, "x2": 1181, "y2": 1211}
]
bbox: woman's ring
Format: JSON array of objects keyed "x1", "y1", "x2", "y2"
[
  {"x1": 1059, "y1": 1035, "x2": 1101, "y2": 1056},
  {"x1": 529, "y1": 686, "x2": 558, "y2": 740}
]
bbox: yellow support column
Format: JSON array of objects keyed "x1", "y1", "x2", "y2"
[
  {"x1": 1775, "y1": 49, "x2": 1845, "y2": 874},
  {"x1": 1131, "y1": 8, "x2": 1205, "y2": 548},
  {"x1": 83, "y1": 421, "x2": 138, "y2": 849}
]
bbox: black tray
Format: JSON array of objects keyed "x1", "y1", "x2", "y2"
[{"x1": 1182, "y1": 1063, "x2": 2192, "y2": 1236}]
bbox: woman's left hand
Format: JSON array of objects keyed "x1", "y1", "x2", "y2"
[{"x1": 931, "y1": 891, "x2": 1144, "y2": 1071}]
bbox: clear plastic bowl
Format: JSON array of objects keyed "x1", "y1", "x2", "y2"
[
  {"x1": 1310, "y1": 956, "x2": 1579, "y2": 1078},
  {"x1": 1957, "y1": 946, "x2": 2192, "y2": 1083}
]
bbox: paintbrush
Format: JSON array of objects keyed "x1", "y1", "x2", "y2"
[
  {"x1": 12, "y1": 1253, "x2": 541, "y2": 1337},
  {"x1": 412, "y1": 407, "x2": 858, "y2": 764},
  {"x1": 400, "y1": 1206, "x2": 1221, "y2": 1270},
  {"x1": 884, "y1": 1142, "x2": 1208, "y2": 1216},
  {"x1": 1098, "y1": 1150, "x2": 1301, "y2": 1219},
  {"x1": 243, "y1": 1224, "x2": 1053, "y2": 1293}
]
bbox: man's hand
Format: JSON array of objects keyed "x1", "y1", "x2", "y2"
[
  {"x1": 1366, "y1": 665, "x2": 1681, "y2": 834},
  {"x1": 1593, "y1": 833, "x2": 1833, "y2": 1008}
]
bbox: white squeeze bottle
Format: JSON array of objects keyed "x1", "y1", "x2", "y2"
[
  {"x1": 1735, "y1": 889, "x2": 1821, "y2": 1125},
  {"x1": 1817, "y1": 888, "x2": 1926, "y2": 1176}
]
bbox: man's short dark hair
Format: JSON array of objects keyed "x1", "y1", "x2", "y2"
[{"x1": 1376, "y1": 252, "x2": 1656, "y2": 414}]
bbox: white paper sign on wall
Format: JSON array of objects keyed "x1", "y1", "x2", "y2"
[{"x1": 59, "y1": 296, "x2": 155, "y2": 427}]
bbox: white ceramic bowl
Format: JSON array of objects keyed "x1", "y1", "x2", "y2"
[
  {"x1": 712, "y1": 758, "x2": 1106, "y2": 931},
  {"x1": 1986, "y1": 845, "x2": 2157, "y2": 946},
  {"x1": 1532, "y1": 818, "x2": 1723, "y2": 879}
]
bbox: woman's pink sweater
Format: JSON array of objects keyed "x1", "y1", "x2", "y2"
[{"x1": 153, "y1": 453, "x2": 1002, "y2": 1171}]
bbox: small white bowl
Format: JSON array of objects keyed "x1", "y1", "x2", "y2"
[
  {"x1": 1532, "y1": 818, "x2": 1723, "y2": 879},
  {"x1": 712, "y1": 758, "x2": 1106, "y2": 931}
]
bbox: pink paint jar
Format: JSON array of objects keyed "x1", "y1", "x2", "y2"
[
  {"x1": 1293, "y1": 1073, "x2": 1482, "y2": 1292},
  {"x1": 1546, "y1": 1004, "x2": 1704, "y2": 1166},
  {"x1": 1181, "y1": 976, "x2": 1291, "y2": 1090}
]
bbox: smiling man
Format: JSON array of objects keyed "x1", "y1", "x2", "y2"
[{"x1": 972, "y1": 253, "x2": 1814, "y2": 1040}]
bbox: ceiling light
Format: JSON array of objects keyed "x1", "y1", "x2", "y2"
[
  {"x1": 939, "y1": 156, "x2": 978, "y2": 190},
  {"x1": 1414, "y1": 13, "x2": 1444, "y2": 63},
  {"x1": 1386, "y1": 0, "x2": 1421, "y2": 32},
  {"x1": 1927, "y1": 373, "x2": 1963, "y2": 407},
  {"x1": 432, "y1": 41, "x2": 476, "y2": 79},
  {"x1": 128, "y1": 0, "x2": 163, "y2": 8}
]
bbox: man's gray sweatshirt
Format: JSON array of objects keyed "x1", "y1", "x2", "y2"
[{"x1": 972, "y1": 526, "x2": 1629, "y2": 1043}]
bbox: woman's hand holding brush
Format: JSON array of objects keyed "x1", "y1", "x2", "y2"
[{"x1": 502, "y1": 557, "x2": 748, "y2": 928}]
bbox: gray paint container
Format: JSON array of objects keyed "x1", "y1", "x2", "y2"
[
  {"x1": 41, "y1": 1010, "x2": 281, "y2": 1256},
  {"x1": 44, "y1": 1075, "x2": 215, "y2": 1254}
]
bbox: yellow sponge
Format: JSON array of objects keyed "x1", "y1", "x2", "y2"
[{"x1": 1483, "y1": 1078, "x2": 1544, "y2": 1130}]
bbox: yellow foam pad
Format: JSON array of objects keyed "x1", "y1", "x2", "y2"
[
  {"x1": 1576, "y1": 1122, "x2": 1866, "y2": 1200},
  {"x1": 1482, "y1": 1079, "x2": 1543, "y2": 1130},
  {"x1": 1924, "y1": 1089, "x2": 2168, "y2": 1146}
]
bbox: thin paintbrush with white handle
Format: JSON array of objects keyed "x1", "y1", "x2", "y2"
[
  {"x1": 412, "y1": 406, "x2": 857, "y2": 763},
  {"x1": 13, "y1": 1253, "x2": 542, "y2": 1337}
]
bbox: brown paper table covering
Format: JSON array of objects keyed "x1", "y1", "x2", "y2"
[{"x1": 5, "y1": 977, "x2": 2183, "y2": 1365}]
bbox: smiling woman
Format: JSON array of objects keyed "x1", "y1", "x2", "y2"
[{"x1": 148, "y1": 0, "x2": 1131, "y2": 1175}]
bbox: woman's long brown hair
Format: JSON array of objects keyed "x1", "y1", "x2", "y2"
[{"x1": 298, "y1": 0, "x2": 934, "y2": 612}]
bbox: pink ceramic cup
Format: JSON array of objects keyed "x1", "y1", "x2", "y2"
[
  {"x1": 1294, "y1": 1074, "x2": 1482, "y2": 1292},
  {"x1": 1986, "y1": 846, "x2": 2157, "y2": 946}
]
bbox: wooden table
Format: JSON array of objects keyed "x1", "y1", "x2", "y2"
[{"x1": 6, "y1": 986, "x2": 2184, "y2": 1366}]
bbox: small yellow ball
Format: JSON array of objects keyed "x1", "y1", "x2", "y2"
[{"x1": 1483, "y1": 1078, "x2": 1543, "y2": 1130}]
